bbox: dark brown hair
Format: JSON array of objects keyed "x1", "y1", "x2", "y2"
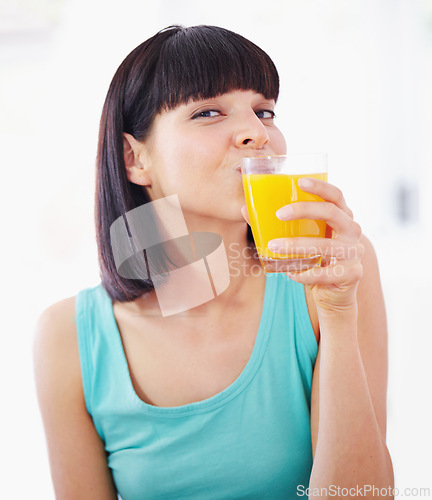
[{"x1": 95, "y1": 25, "x2": 280, "y2": 302}]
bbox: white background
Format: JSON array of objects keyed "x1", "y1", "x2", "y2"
[{"x1": 1, "y1": 0, "x2": 431, "y2": 497}]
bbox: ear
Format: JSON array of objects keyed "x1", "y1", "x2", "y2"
[{"x1": 123, "y1": 133, "x2": 152, "y2": 186}]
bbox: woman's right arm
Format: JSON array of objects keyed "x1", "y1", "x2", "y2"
[{"x1": 33, "y1": 298, "x2": 118, "y2": 500}]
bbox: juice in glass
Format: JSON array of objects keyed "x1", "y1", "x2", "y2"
[{"x1": 241, "y1": 155, "x2": 328, "y2": 273}]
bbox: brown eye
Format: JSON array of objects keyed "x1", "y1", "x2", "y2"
[
  {"x1": 255, "y1": 110, "x2": 275, "y2": 119},
  {"x1": 192, "y1": 109, "x2": 222, "y2": 119}
]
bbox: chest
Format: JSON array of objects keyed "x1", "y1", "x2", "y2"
[
  {"x1": 104, "y1": 297, "x2": 316, "y2": 499},
  {"x1": 112, "y1": 305, "x2": 263, "y2": 408},
  {"x1": 110, "y1": 391, "x2": 314, "y2": 499}
]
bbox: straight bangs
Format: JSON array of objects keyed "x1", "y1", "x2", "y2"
[{"x1": 154, "y1": 26, "x2": 279, "y2": 111}]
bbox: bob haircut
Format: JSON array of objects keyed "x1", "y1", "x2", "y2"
[{"x1": 95, "y1": 25, "x2": 280, "y2": 302}]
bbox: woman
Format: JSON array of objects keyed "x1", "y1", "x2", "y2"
[{"x1": 34, "y1": 25, "x2": 394, "y2": 498}]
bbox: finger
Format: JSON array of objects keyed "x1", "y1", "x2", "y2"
[
  {"x1": 287, "y1": 259, "x2": 363, "y2": 286},
  {"x1": 320, "y1": 256, "x2": 337, "y2": 268},
  {"x1": 276, "y1": 201, "x2": 362, "y2": 241},
  {"x1": 241, "y1": 205, "x2": 251, "y2": 225},
  {"x1": 268, "y1": 237, "x2": 365, "y2": 261},
  {"x1": 298, "y1": 177, "x2": 354, "y2": 219}
]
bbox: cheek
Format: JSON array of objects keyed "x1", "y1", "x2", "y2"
[
  {"x1": 153, "y1": 140, "x2": 211, "y2": 194},
  {"x1": 272, "y1": 129, "x2": 287, "y2": 155},
  {"x1": 168, "y1": 135, "x2": 220, "y2": 175}
]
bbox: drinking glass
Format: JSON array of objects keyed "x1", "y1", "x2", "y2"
[{"x1": 241, "y1": 154, "x2": 328, "y2": 273}]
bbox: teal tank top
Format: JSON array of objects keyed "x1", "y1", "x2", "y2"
[{"x1": 76, "y1": 273, "x2": 318, "y2": 499}]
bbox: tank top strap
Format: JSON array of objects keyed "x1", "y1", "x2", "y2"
[{"x1": 75, "y1": 284, "x2": 127, "y2": 439}]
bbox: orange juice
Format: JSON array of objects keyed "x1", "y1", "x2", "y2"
[{"x1": 242, "y1": 172, "x2": 328, "y2": 272}]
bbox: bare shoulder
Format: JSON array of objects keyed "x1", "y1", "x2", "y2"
[
  {"x1": 354, "y1": 233, "x2": 388, "y2": 359},
  {"x1": 33, "y1": 295, "x2": 82, "y2": 405},
  {"x1": 357, "y1": 232, "x2": 388, "y2": 329},
  {"x1": 360, "y1": 233, "x2": 379, "y2": 268},
  {"x1": 357, "y1": 233, "x2": 389, "y2": 438},
  {"x1": 34, "y1": 296, "x2": 118, "y2": 497},
  {"x1": 357, "y1": 233, "x2": 386, "y2": 311},
  {"x1": 35, "y1": 295, "x2": 77, "y2": 332},
  {"x1": 34, "y1": 296, "x2": 79, "y2": 375}
]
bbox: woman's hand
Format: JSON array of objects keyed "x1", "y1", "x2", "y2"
[{"x1": 245, "y1": 177, "x2": 365, "y2": 315}]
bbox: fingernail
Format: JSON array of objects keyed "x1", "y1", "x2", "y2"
[
  {"x1": 299, "y1": 178, "x2": 313, "y2": 189},
  {"x1": 276, "y1": 205, "x2": 293, "y2": 219}
]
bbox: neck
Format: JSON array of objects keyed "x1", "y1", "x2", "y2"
[{"x1": 140, "y1": 216, "x2": 266, "y2": 319}]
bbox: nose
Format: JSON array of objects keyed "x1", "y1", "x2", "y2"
[{"x1": 234, "y1": 112, "x2": 270, "y2": 150}]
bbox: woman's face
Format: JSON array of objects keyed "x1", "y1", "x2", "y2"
[{"x1": 129, "y1": 90, "x2": 287, "y2": 223}]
